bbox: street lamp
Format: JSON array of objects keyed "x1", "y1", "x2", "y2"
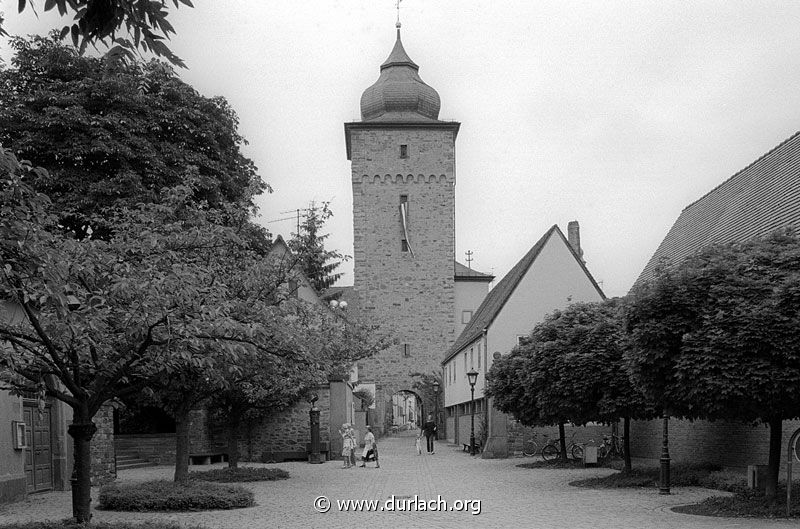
[
  {"x1": 308, "y1": 393, "x2": 323, "y2": 464},
  {"x1": 467, "y1": 369, "x2": 479, "y2": 455},
  {"x1": 432, "y1": 380, "x2": 440, "y2": 440}
]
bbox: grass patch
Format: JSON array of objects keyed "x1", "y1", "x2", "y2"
[
  {"x1": 98, "y1": 480, "x2": 254, "y2": 511},
  {"x1": 672, "y1": 485, "x2": 800, "y2": 518},
  {"x1": 189, "y1": 467, "x2": 289, "y2": 482},
  {"x1": 0, "y1": 522, "x2": 206, "y2": 529},
  {"x1": 569, "y1": 462, "x2": 747, "y2": 491}
]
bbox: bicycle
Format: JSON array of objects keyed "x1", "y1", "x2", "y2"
[
  {"x1": 541, "y1": 432, "x2": 580, "y2": 461},
  {"x1": 598, "y1": 434, "x2": 624, "y2": 461},
  {"x1": 521, "y1": 432, "x2": 540, "y2": 456}
]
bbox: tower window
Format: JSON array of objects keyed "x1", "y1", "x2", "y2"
[
  {"x1": 400, "y1": 144, "x2": 408, "y2": 158},
  {"x1": 401, "y1": 239, "x2": 409, "y2": 252}
]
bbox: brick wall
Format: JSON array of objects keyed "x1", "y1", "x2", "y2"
[
  {"x1": 350, "y1": 126, "x2": 457, "y2": 434},
  {"x1": 505, "y1": 421, "x2": 613, "y2": 457},
  {"x1": 630, "y1": 418, "x2": 800, "y2": 470}
]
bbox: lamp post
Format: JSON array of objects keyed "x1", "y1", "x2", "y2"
[
  {"x1": 432, "y1": 380, "x2": 440, "y2": 440},
  {"x1": 659, "y1": 412, "x2": 670, "y2": 494},
  {"x1": 467, "y1": 369, "x2": 478, "y2": 455},
  {"x1": 308, "y1": 393, "x2": 323, "y2": 464}
]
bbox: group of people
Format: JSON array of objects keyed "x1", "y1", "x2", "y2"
[{"x1": 339, "y1": 424, "x2": 379, "y2": 468}]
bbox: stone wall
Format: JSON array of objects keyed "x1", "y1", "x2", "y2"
[
  {"x1": 116, "y1": 434, "x2": 176, "y2": 464},
  {"x1": 89, "y1": 405, "x2": 115, "y2": 484},
  {"x1": 201, "y1": 386, "x2": 333, "y2": 463},
  {"x1": 350, "y1": 126, "x2": 458, "y2": 434}
]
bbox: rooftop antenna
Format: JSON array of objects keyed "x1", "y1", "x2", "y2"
[{"x1": 465, "y1": 250, "x2": 474, "y2": 269}]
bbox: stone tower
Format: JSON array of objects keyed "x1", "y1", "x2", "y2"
[{"x1": 344, "y1": 25, "x2": 459, "y2": 433}]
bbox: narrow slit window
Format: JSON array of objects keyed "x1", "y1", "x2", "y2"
[{"x1": 400, "y1": 144, "x2": 408, "y2": 158}]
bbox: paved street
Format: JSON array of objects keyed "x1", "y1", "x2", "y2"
[{"x1": 1, "y1": 431, "x2": 795, "y2": 529}]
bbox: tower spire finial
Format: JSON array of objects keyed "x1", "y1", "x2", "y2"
[{"x1": 396, "y1": 0, "x2": 402, "y2": 30}]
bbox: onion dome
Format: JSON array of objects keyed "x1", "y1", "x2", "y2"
[{"x1": 360, "y1": 27, "x2": 441, "y2": 121}]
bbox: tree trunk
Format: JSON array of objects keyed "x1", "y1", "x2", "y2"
[
  {"x1": 622, "y1": 416, "x2": 632, "y2": 473},
  {"x1": 173, "y1": 407, "x2": 191, "y2": 482},
  {"x1": 226, "y1": 413, "x2": 241, "y2": 469},
  {"x1": 67, "y1": 413, "x2": 97, "y2": 523},
  {"x1": 558, "y1": 422, "x2": 567, "y2": 461},
  {"x1": 765, "y1": 416, "x2": 783, "y2": 501}
]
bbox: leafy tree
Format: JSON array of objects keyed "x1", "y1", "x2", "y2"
[
  {"x1": 353, "y1": 387, "x2": 374, "y2": 411},
  {"x1": 287, "y1": 202, "x2": 349, "y2": 293},
  {"x1": 624, "y1": 231, "x2": 800, "y2": 499},
  {"x1": 0, "y1": 35, "x2": 266, "y2": 238},
  {"x1": 0, "y1": 170, "x2": 277, "y2": 521},
  {"x1": 2, "y1": 0, "x2": 193, "y2": 67},
  {"x1": 210, "y1": 298, "x2": 389, "y2": 467}
]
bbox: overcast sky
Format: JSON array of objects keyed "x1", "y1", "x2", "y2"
[{"x1": 4, "y1": 1, "x2": 800, "y2": 297}]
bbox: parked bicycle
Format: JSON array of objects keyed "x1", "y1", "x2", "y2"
[
  {"x1": 521, "y1": 432, "x2": 540, "y2": 456},
  {"x1": 572, "y1": 434, "x2": 625, "y2": 461},
  {"x1": 598, "y1": 434, "x2": 624, "y2": 460},
  {"x1": 541, "y1": 432, "x2": 581, "y2": 461}
]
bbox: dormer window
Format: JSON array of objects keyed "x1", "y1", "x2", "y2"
[{"x1": 400, "y1": 144, "x2": 408, "y2": 158}]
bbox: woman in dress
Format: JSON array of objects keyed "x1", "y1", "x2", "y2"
[{"x1": 359, "y1": 426, "x2": 379, "y2": 468}]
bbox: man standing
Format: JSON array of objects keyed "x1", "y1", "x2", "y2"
[{"x1": 422, "y1": 414, "x2": 437, "y2": 454}]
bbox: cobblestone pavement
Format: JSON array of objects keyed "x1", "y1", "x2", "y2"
[{"x1": 1, "y1": 431, "x2": 796, "y2": 529}]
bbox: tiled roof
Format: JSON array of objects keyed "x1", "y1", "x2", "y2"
[
  {"x1": 454, "y1": 260, "x2": 494, "y2": 281},
  {"x1": 633, "y1": 130, "x2": 800, "y2": 290},
  {"x1": 442, "y1": 225, "x2": 605, "y2": 364}
]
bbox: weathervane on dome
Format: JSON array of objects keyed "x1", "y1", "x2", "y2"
[{"x1": 396, "y1": 0, "x2": 402, "y2": 28}]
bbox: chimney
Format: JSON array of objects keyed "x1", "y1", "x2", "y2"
[{"x1": 567, "y1": 221, "x2": 584, "y2": 263}]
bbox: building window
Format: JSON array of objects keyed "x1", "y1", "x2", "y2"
[
  {"x1": 461, "y1": 310, "x2": 472, "y2": 324},
  {"x1": 402, "y1": 343, "x2": 411, "y2": 358},
  {"x1": 517, "y1": 335, "x2": 527, "y2": 346},
  {"x1": 464, "y1": 351, "x2": 467, "y2": 372},
  {"x1": 470, "y1": 348, "x2": 474, "y2": 368},
  {"x1": 478, "y1": 348, "x2": 481, "y2": 369},
  {"x1": 401, "y1": 239, "x2": 409, "y2": 252},
  {"x1": 400, "y1": 144, "x2": 408, "y2": 158},
  {"x1": 288, "y1": 279, "x2": 298, "y2": 298}
]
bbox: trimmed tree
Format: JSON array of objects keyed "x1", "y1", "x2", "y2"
[
  {"x1": 486, "y1": 301, "x2": 653, "y2": 466},
  {"x1": 624, "y1": 231, "x2": 800, "y2": 500}
]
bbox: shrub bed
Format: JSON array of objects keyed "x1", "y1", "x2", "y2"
[
  {"x1": 189, "y1": 467, "x2": 289, "y2": 482},
  {"x1": 672, "y1": 485, "x2": 800, "y2": 518},
  {"x1": 98, "y1": 480, "x2": 254, "y2": 511},
  {"x1": 0, "y1": 522, "x2": 206, "y2": 529},
  {"x1": 569, "y1": 462, "x2": 746, "y2": 490}
]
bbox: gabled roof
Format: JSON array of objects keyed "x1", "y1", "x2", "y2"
[
  {"x1": 442, "y1": 225, "x2": 605, "y2": 364},
  {"x1": 454, "y1": 260, "x2": 494, "y2": 282},
  {"x1": 633, "y1": 130, "x2": 800, "y2": 289},
  {"x1": 265, "y1": 235, "x2": 321, "y2": 306}
]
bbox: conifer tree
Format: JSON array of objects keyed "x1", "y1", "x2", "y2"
[{"x1": 287, "y1": 202, "x2": 349, "y2": 293}]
